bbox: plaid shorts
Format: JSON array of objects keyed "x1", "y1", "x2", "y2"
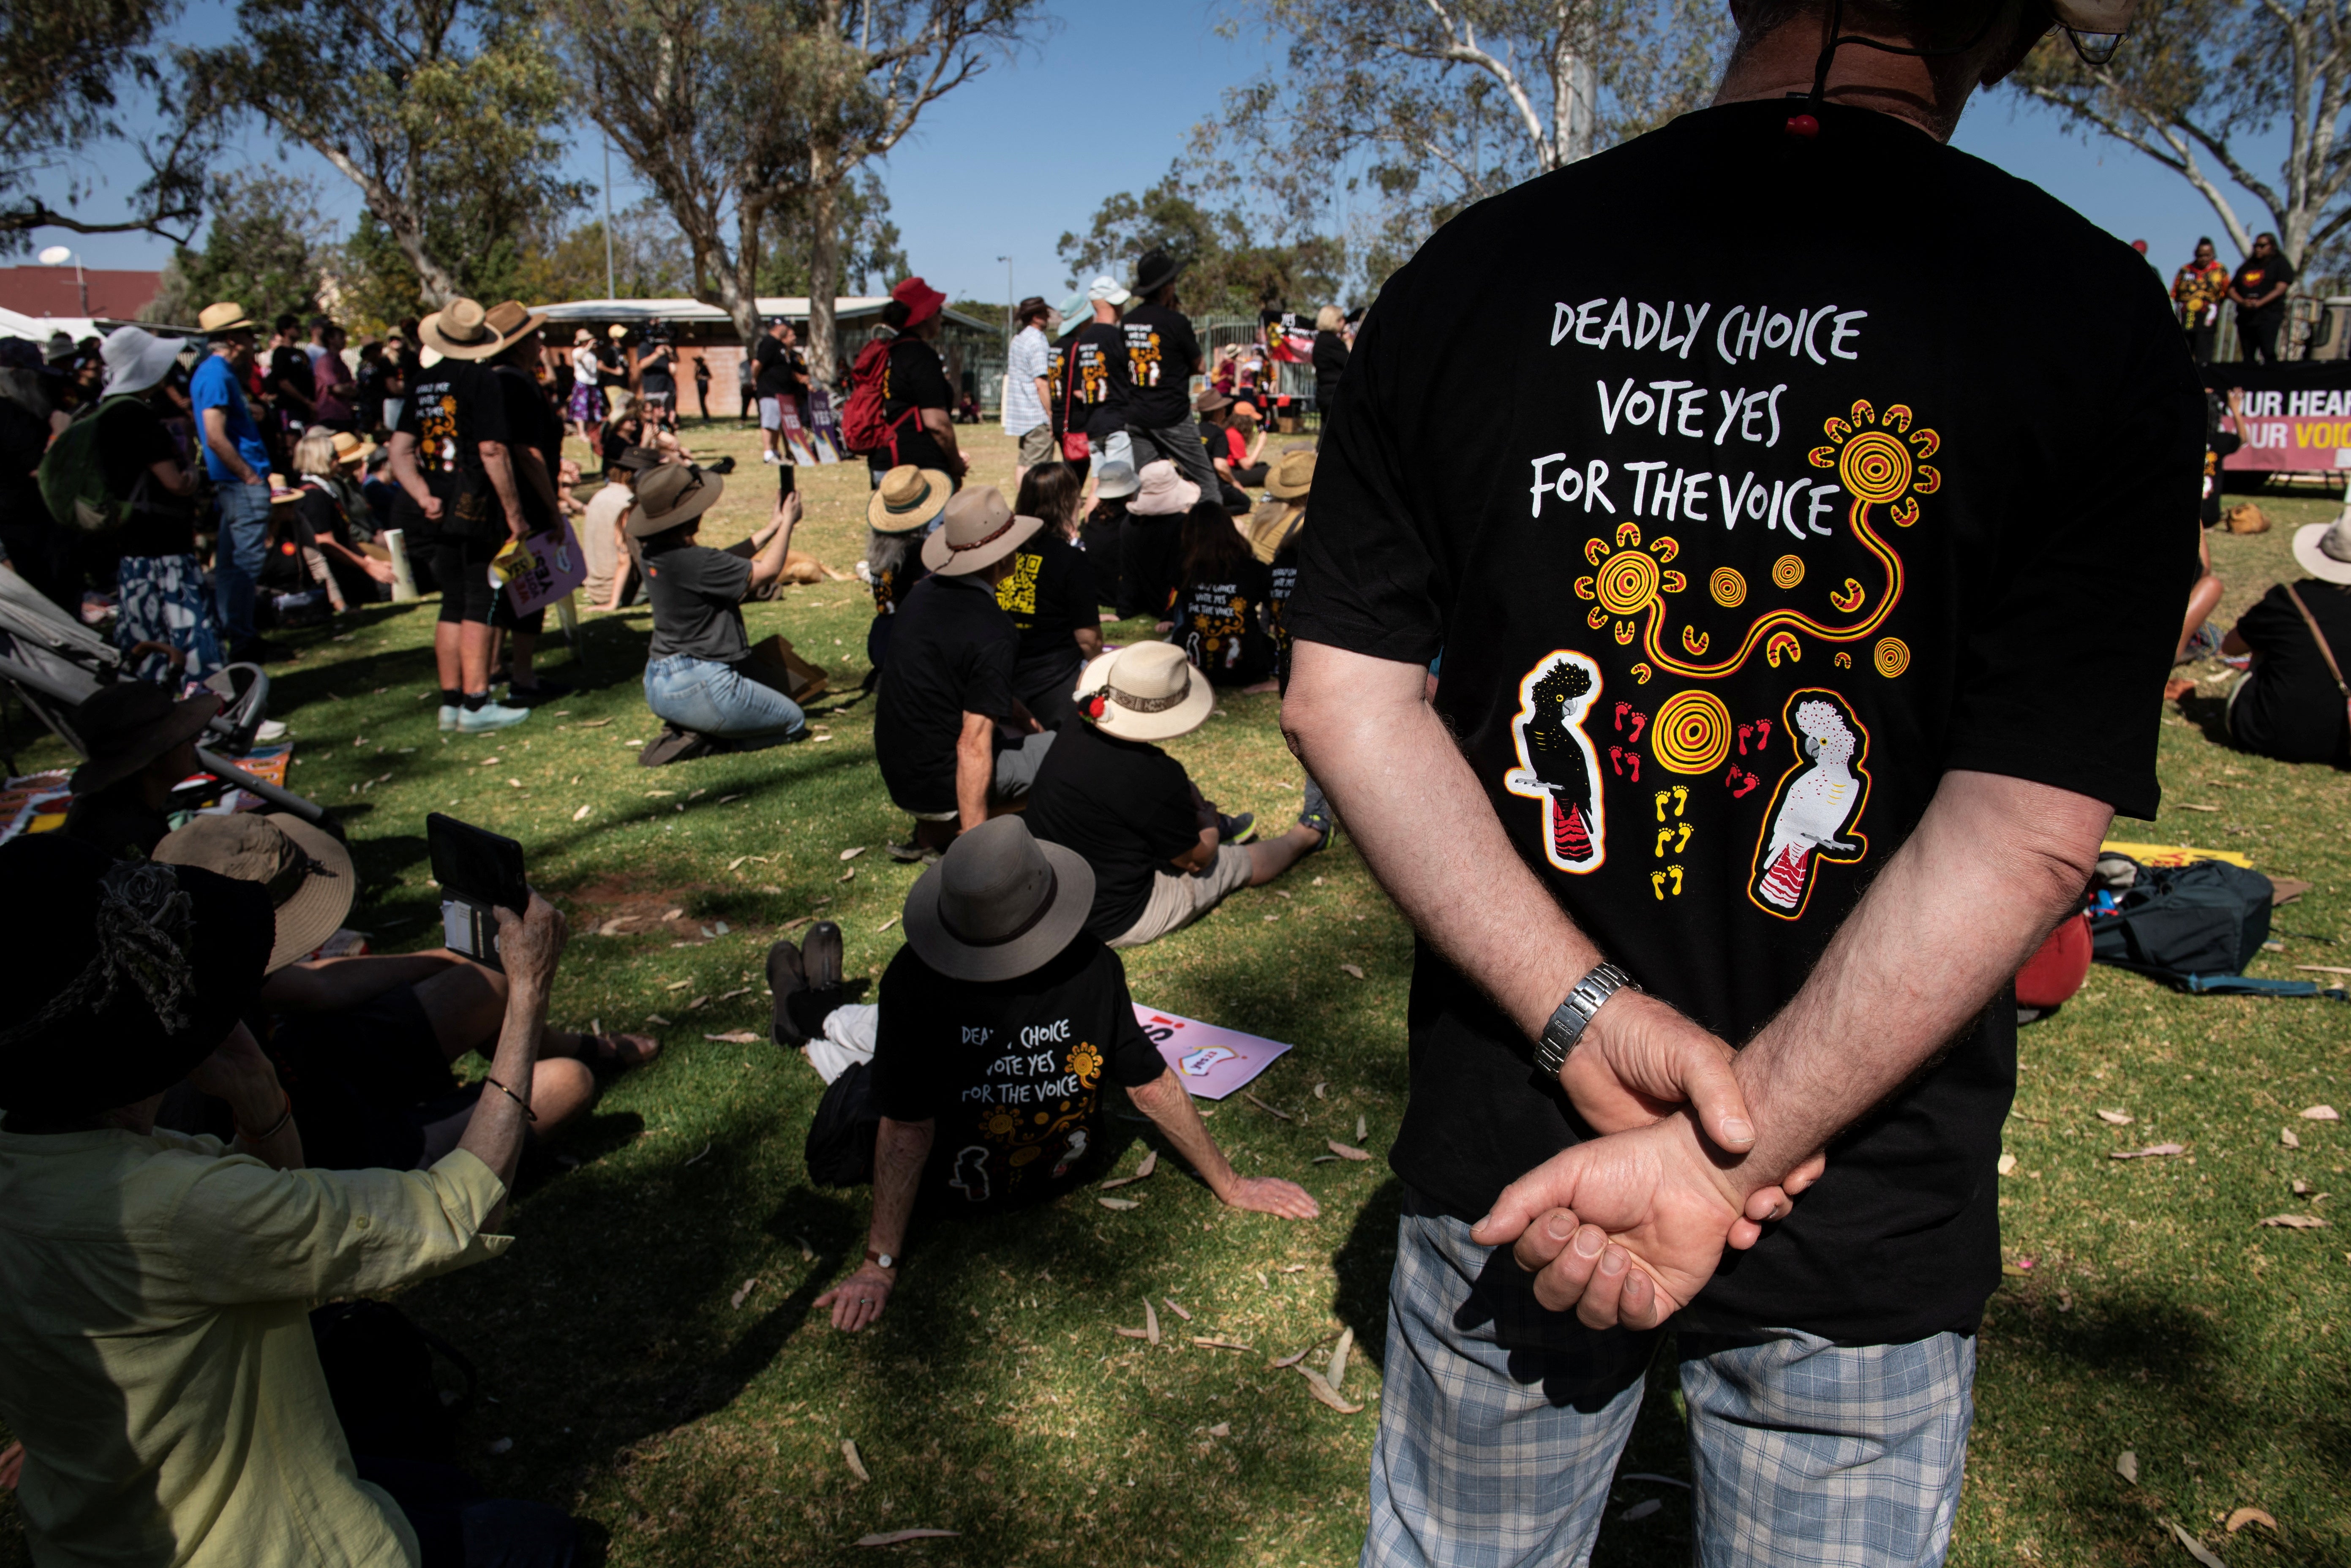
[{"x1": 1365, "y1": 1189, "x2": 1975, "y2": 1568}]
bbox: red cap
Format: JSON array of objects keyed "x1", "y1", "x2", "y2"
[{"x1": 891, "y1": 276, "x2": 945, "y2": 329}]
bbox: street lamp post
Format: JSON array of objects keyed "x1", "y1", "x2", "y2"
[{"x1": 37, "y1": 245, "x2": 87, "y2": 316}]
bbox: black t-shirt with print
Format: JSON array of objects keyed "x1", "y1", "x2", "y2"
[
  {"x1": 1120, "y1": 304, "x2": 1201, "y2": 429},
  {"x1": 881, "y1": 338, "x2": 956, "y2": 472},
  {"x1": 1047, "y1": 340, "x2": 1071, "y2": 438},
  {"x1": 995, "y1": 531, "x2": 1101, "y2": 697},
  {"x1": 1024, "y1": 723, "x2": 1204, "y2": 940},
  {"x1": 391, "y1": 359, "x2": 497, "y2": 543},
  {"x1": 2229, "y1": 579, "x2": 2351, "y2": 763},
  {"x1": 870, "y1": 935, "x2": 1166, "y2": 1213},
  {"x1": 1171, "y1": 558, "x2": 1275, "y2": 687},
  {"x1": 1267, "y1": 535, "x2": 1301, "y2": 689},
  {"x1": 1066, "y1": 323, "x2": 1128, "y2": 440},
  {"x1": 643, "y1": 538, "x2": 752, "y2": 664},
  {"x1": 1286, "y1": 100, "x2": 2202, "y2": 1347},
  {"x1": 488, "y1": 364, "x2": 564, "y2": 532},
  {"x1": 99, "y1": 398, "x2": 196, "y2": 557},
  {"x1": 875, "y1": 572, "x2": 1021, "y2": 814},
  {"x1": 2233, "y1": 254, "x2": 2296, "y2": 316}
]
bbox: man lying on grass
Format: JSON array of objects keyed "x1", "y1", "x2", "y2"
[{"x1": 803, "y1": 817, "x2": 1318, "y2": 1332}]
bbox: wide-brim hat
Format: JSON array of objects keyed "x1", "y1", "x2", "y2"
[
  {"x1": 1193, "y1": 387, "x2": 1233, "y2": 416},
  {"x1": 197, "y1": 302, "x2": 256, "y2": 335},
  {"x1": 1093, "y1": 461, "x2": 1140, "y2": 500},
  {"x1": 923, "y1": 485, "x2": 1042, "y2": 575},
  {"x1": 70, "y1": 683, "x2": 221, "y2": 796},
  {"x1": 867, "y1": 464, "x2": 953, "y2": 534},
  {"x1": 1127, "y1": 459, "x2": 1200, "y2": 517},
  {"x1": 1075, "y1": 642, "x2": 1214, "y2": 743},
  {"x1": 902, "y1": 817, "x2": 1095, "y2": 983},
  {"x1": 625, "y1": 463, "x2": 724, "y2": 539},
  {"x1": 573, "y1": 328, "x2": 595, "y2": 345},
  {"x1": 330, "y1": 430, "x2": 368, "y2": 466},
  {"x1": 1130, "y1": 248, "x2": 1184, "y2": 297},
  {"x1": 892, "y1": 276, "x2": 946, "y2": 329},
  {"x1": 0, "y1": 839, "x2": 274, "y2": 1117},
  {"x1": 1014, "y1": 294, "x2": 1051, "y2": 324},
  {"x1": 1266, "y1": 448, "x2": 1316, "y2": 499},
  {"x1": 153, "y1": 811, "x2": 355, "y2": 973},
  {"x1": 101, "y1": 326, "x2": 182, "y2": 397},
  {"x1": 2292, "y1": 517, "x2": 2351, "y2": 585},
  {"x1": 421, "y1": 297, "x2": 545, "y2": 361}
]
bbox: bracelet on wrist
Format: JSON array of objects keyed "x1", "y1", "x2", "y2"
[
  {"x1": 236, "y1": 1089, "x2": 294, "y2": 1144},
  {"x1": 484, "y1": 1075, "x2": 537, "y2": 1122}
]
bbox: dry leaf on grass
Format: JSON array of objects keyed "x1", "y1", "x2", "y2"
[
  {"x1": 2117, "y1": 1451, "x2": 2139, "y2": 1483},
  {"x1": 1162, "y1": 1297, "x2": 1192, "y2": 1320},
  {"x1": 2257, "y1": 1213, "x2": 2326, "y2": 1228},
  {"x1": 682, "y1": 1141, "x2": 712, "y2": 1166},
  {"x1": 2226, "y1": 1508, "x2": 2277, "y2": 1535},
  {"x1": 1279, "y1": 1263, "x2": 1307, "y2": 1273},
  {"x1": 1144, "y1": 1300, "x2": 1160, "y2": 1347},
  {"x1": 1327, "y1": 1326, "x2": 1354, "y2": 1392},
  {"x1": 1619, "y1": 1499, "x2": 1663, "y2": 1523},
  {"x1": 2294, "y1": 1179, "x2": 2312, "y2": 1195},
  {"x1": 1098, "y1": 1197, "x2": 1140, "y2": 1211},
  {"x1": 727, "y1": 855, "x2": 748, "y2": 871},
  {"x1": 841, "y1": 1440, "x2": 871, "y2": 1483},
  {"x1": 1193, "y1": 1337, "x2": 1253, "y2": 1351},
  {"x1": 704, "y1": 1031, "x2": 761, "y2": 1044},
  {"x1": 2295, "y1": 965, "x2": 2351, "y2": 975},
  {"x1": 571, "y1": 804, "x2": 592, "y2": 822},
  {"x1": 1207, "y1": 1422, "x2": 1229, "y2": 1438},
  {"x1": 2097, "y1": 1109, "x2": 2135, "y2": 1126},
  {"x1": 2302, "y1": 1105, "x2": 2341, "y2": 1121},
  {"x1": 1328, "y1": 1141, "x2": 1373, "y2": 1161},
  {"x1": 1313, "y1": 1082, "x2": 1327, "y2": 1100},
  {"x1": 664, "y1": 980, "x2": 692, "y2": 991},
  {"x1": 1101, "y1": 1150, "x2": 1159, "y2": 1190},
  {"x1": 2283, "y1": 1127, "x2": 2302, "y2": 1148},
  {"x1": 840, "y1": 846, "x2": 867, "y2": 861},
  {"x1": 838, "y1": 868, "x2": 855, "y2": 883},
  {"x1": 1340, "y1": 963, "x2": 1365, "y2": 979},
  {"x1": 2112, "y1": 1143, "x2": 2187, "y2": 1160},
  {"x1": 686, "y1": 996, "x2": 710, "y2": 1011},
  {"x1": 1997, "y1": 1153, "x2": 2019, "y2": 1176},
  {"x1": 1246, "y1": 1092, "x2": 1293, "y2": 1122},
  {"x1": 2174, "y1": 803, "x2": 2221, "y2": 812},
  {"x1": 644, "y1": 1013, "x2": 672, "y2": 1026},
  {"x1": 575, "y1": 717, "x2": 611, "y2": 728},
  {"x1": 730, "y1": 1278, "x2": 757, "y2": 1308},
  {"x1": 1114, "y1": 1327, "x2": 1148, "y2": 1340},
  {"x1": 795, "y1": 1234, "x2": 814, "y2": 1261},
  {"x1": 1268, "y1": 1348, "x2": 1313, "y2": 1369},
  {"x1": 1299, "y1": 1367, "x2": 1363, "y2": 1413},
  {"x1": 1357, "y1": 1114, "x2": 1368, "y2": 1141},
  {"x1": 1313, "y1": 1155, "x2": 1340, "y2": 1164},
  {"x1": 2170, "y1": 1523, "x2": 2227, "y2": 1568},
  {"x1": 875, "y1": 916, "x2": 900, "y2": 933},
  {"x1": 855, "y1": 1530, "x2": 958, "y2": 1547},
  {"x1": 595, "y1": 918, "x2": 627, "y2": 937}
]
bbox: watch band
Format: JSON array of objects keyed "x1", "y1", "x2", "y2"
[
  {"x1": 864, "y1": 1247, "x2": 898, "y2": 1271},
  {"x1": 1533, "y1": 962, "x2": 1637, "y2": 1077}
]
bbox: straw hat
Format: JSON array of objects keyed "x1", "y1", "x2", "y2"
[
  {"x1": 421, "y1": 298, "x2": 546, "y2": 362},
  {"x1": 2292, "y1": 512, "x2": 2351, "y2": 585},
  {"x1": 1073, "y1": 642, "x2": 1214, "y2": 743},
  {"x1": 196, "y1": 302, "x2": 256, "y2": 335},
  {"x1": 330, "y1": 430, "x2": 369, "y2": 467},
  {"x1": 1266, "y1": 448, "x2": 1316, "y2": 499},
  {"x1": 153, "y1": 811, "x2": 356, "y2": 974},
  {"x1": 922, "y1": 485, "x2": 1042, "y2": 576},
  {"x1": 68, "y1": 683, "x2": 221, "y2": 795},
  {"x1": 625, "y1": 463, "x2": 725, "y2": 540},
  {"x1": 607, "y1": 323, "x2": 628, "y2": 340},
  {"x1": 902, "y1": 817, "x2": 1095, "y2": 983},
  {"x1": 1126, "y1": 460, "x2": 1200, "y2": 517},
  {"x1": 101, "y1": 327, "x2": 183, "y2": 397},
  {"x1": 866, "y1": 464, "x2": 953, "y2": 534}
]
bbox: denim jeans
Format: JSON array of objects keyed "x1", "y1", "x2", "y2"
[
  {"x1": 355, "y1": 1454, "x2": 578, "y2": 1568},
  {"x1": 643, "y1": 653, "x2": 806, "y2": 744},
  {"x1": 211, "y1": 480, "x2": 273, "y2": 649}
]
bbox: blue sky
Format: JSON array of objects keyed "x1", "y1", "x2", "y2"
[{"x1": 38, "y1": 0, "x2": 2286, "y2": 300}]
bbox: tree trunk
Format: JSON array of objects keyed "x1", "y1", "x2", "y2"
[
  {"x1": 314, "y1": 142, "x2": 459, "y2": 305},
  {"x1": 806, "y1": 141, "x2": 843, "y2": 385}
]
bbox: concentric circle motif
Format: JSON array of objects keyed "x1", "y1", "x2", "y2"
[
  {"x1": 1651, "y1": 689, "x2": 1733, "y2": 776},
  {"x1": 1709, "y1": 566, "x2": 1746, "y2": 607},
  {"x1": 1837, "y1": 429, "x2": 1913, "y2": 504},
  {"x1": 1873, "y1": 637, "x2": 1910, "y2": 678},
  {"x1": 1594, "y1": 549, "x2": 1661, "y2": 617},
  {"x1": 1771, "y1": 554, "x2": 1805, "y2": 591}
]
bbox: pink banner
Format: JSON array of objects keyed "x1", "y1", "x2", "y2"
[
  {"x1": 1135, "y1": 1005, "x2": 1294, "y2": 1099},
  {"x1": 2223, "y1": 388, "x2": 2351, "y2": 471}
]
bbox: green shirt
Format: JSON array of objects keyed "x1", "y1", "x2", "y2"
[{"x1": 0, "y1": 1127, "x2": 512, "y2": 1566}]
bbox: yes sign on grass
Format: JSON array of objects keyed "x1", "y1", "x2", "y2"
[{"x1": 1134, "y1": 1006, "x2": 1292, "y2": 1099}]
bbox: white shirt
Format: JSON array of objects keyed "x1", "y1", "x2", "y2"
[{"x1": 1003, "y1": 324, "x2": 1050, "y2": 434}]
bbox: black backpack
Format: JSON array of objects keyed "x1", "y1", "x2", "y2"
[
  {"x1": 804, "y1": 1061, "x2": 878, "y2": 1187},
  {"x1": 309, "y1": 1299, "x2": 478, "y2": 1462},
  {"x1": 2089, "y1": 859, "x2": 2274, "y2": 983}
]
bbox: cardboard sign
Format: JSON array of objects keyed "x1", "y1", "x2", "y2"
[
  {"x1": 498, "y1": 523, "x2": 587, "y2": 617},
  {"x1": 1134, "y1": 1005, "x2": 1293, "y2": 1099},
  {"x1": 805, "y1": 387, "x2": 847, "y2": 464},
  {"x1": 777, "y1": 406, "x2": 820, "y2": 466}
]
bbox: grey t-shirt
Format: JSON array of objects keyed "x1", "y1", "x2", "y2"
[{"x1": 643, "y1": 541, "x2": 752, "y2": 663}]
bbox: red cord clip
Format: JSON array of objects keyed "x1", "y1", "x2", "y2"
[{"x1": 1784, "y1": 112, "x2": 1820, "y2": 139}]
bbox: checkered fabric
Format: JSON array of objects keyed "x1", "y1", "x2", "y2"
[{"x1": 1363, "y1": 1190, "x2": 1975, "y2": 1568}]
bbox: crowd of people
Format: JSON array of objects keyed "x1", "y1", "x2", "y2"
[{"x1": 4, "y1": 0, "x2": 2348, "y2": 1557}]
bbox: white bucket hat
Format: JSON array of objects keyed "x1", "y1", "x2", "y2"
[
  {"x1": 101, "y1": 327, "x2": 183, "y2": 397},
  {"x1": 2292, "y1": 511, "x2": 2351, "y2": 585}
]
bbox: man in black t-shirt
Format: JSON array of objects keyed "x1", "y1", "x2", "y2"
[
  {"x1": 2223, "y1": 512, "x2": 2351, "y2": 762},
  {"x1": 1067, "y1": 278, "x2": 1133, "y2": 471},
  {"x1": 872, "y1": 277, "x2": 964, "y2": 485},
  {"x1": 752, "y1": 318, "x2": 803, "y2": 466},
  {"x1": 2229, "y1": 232, "x2": 2296, "y2": 364},
  {"x1": 808, "y1": 817, "x2": 1317, "y2": 1332},
  {"x1": 874, "y1": 487, "x2": 1057, "y2": 860},
  {"x1": 1281, "y1": 5, "x2": 2196, "y2": 1561},
  {"x1": 485, "y1": 318, "x2": 575, "y2": 702},
  {"x1": 1025, "y1": 644, "x2": 1328, "y2": 948},
  {"x1": 1120, "y1": 249, "x2": 1215, "y2": 495},
  {"x1": 265, "y1": 314, "x2": 315, "y2": 446}
]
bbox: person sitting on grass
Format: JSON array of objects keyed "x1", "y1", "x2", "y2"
[
  {"x1": 1080, "y1": 459, "x2": 1139, "y2": 606},
  {"x1": 799, "y1": 817, "x2": 1319, "y2": 1333},
  {"x1": 150, "y1": 811, "x2": 655, "y2": 1170},
  {"x1": 292, "y1": 429, "x2": 395, "y2": 610},
  {"x1": 998, "y1": 460, "x2": 1104, "y2": 727},
  {"x1": 581, "y1": 447, "x2": 657, "y2": 611},
  {"x1": 1169, "y1": 497, "x2": 1278, "y2": 693},
  {"x1": 630, "y1": 463, "x2": 809, "y2": 765},
  {"x1": 861, "y1": 463, "x2": 950, "y2": 677},
  {"x1": 876, "y1": 486, "x2": 1057, "y2": 862},
  {"x1": 0, "y1": 834, "x2": 583, "y2": 1567},
  {"x1": 1193, "y1": 389, "x2": 1256, "y2": 512},
  {"x1": 2218, "y1": 509, "x2": 2351, "y2": 764},
  {"x1": 62, "y1": 681, "x2": 218, "y2": 861},
  {"x1": 1024, "y1": 642, "x2": 1329, "y2": 949}
]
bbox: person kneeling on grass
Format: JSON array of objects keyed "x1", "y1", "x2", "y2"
[
  {"x1": 151, "y1": 812, "x2": 655, "y2": 1169},
  {"x1": 795, "y1": 817, "x2": 1319, "y2": 1332},
  {"x1": 630, "y1": 462, "x2": 809, "y2": 765},
  {"x1": 2218, "y1": 508, "x2": 2351, "y2": 763},
  {"x1": 0, "y1": 835, "x2": 582, "y2": 1567},
  {"x1": 1024, "y1": 642, "x2": 1328, "y2": 950}
]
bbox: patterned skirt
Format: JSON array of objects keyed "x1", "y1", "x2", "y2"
[
  {"x1": 116, "y1": 552, "x2": 226, "y2": 686},
  {"x1": 567, "y1": 381, "x2": 607, "y2": 425}
]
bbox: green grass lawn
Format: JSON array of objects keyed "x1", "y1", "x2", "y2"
[{"x1": 1, "y1": 425, "x2": 2345, "y2": 1567}]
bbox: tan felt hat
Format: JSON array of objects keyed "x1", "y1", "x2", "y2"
[
  {"x1": 1266, "y1": 447, "x2": 1316, "y2": 499},
  {"x1": 921, "y1": 485, "x2": 1042, "y2": 576},
  {"x1": 625, "y1": 463, "x2": 725, "y2": 540},
  {"x1": 866, "y1": 464, "x2": 953, "y2": 534},
  {"x1": 152, "y1": 811, "x2": 356, "y2": 973},
  {"x1": 1073, "y1": 641, "x2": 1214, "y2": 743},
  {"x1": 421, "y1": 298, "x2": 547, "y2": 362}
]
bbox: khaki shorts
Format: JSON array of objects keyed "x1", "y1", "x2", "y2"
[
  {"x1": 1109, "y1": 844, "x2": 1253, "y2": 949},
  {"x1": 1017, "y1": 425, "x2": 1057, "y2": 466}
]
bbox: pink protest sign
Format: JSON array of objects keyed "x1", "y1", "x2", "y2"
[
  {"x1": 501, "y1": 523, "x2": 587, "y2": 617},
  {"x1": 1134, "y1": 1005, "x2": 1293, "y2": 1099}
]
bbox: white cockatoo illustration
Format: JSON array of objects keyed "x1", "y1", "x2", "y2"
[{"x1": 1754, "y1": 699, "x2": 1863, "y2": 912}]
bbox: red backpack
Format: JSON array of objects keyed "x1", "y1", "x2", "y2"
[{"x1": 838, "y1": 338, "x2": 915, "y2": 460}]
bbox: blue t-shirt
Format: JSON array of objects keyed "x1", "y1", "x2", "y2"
[{"x1": 188, "y1": 354, "x2": 269, "y2": 483}]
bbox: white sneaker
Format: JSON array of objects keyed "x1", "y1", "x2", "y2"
[
  {"x1": 254, "y1": 719, "x2": 288, "y2": 741},
  {"x1": 438, "y1": 705, "x2": 460, "y2": 732},
  {"x1": 762, "y1": 451, "x2": 779, "y2": 464},
  {"x1": 457, "y1": 701, "x2": 531, "y2": 733}
]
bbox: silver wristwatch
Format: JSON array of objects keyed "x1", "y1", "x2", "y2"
[{"x1": 1533, "y1": 962, "x2": 1637, "y2": 1076}]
